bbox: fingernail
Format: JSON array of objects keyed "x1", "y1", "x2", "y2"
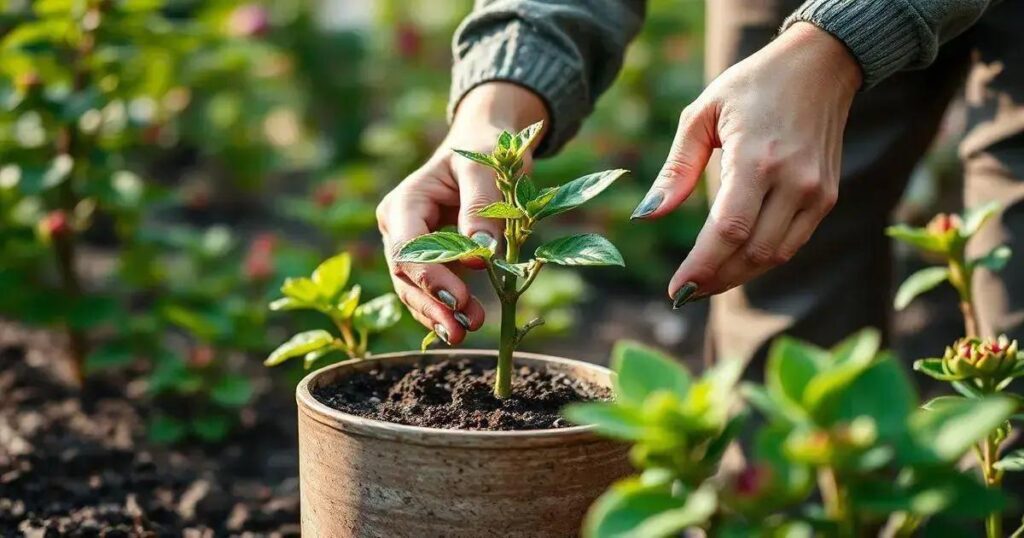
[
  {"x1": 630, "y1": 190, "x2": 664, "y2": 220},
  {"x1": 433, "y1": 323, "x2": 451, "y2": 345},
  {"x1": 471, "y1": 231, "x2": 496, "y2": 250},
  {"x1": 672, "y1": 282, "x2": 699, "y2": 310},
  {"x1": 437, "y1": 290, "x2": 458, "y2": 309},
  {"x1": 453, "y1": 311, "x2": 471, "y2": 330}
]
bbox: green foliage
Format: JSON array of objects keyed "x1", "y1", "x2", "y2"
[
  {"x1": 894, "y1": 266, "x2": 950, "y2": 310},
  {"x1": 572, "y1": 330, "x2": 1019, "y2": 537},
  {"x1": 534, "y1": 234, "x2": 624, "y2": 267},
  {"x1": 267, "y1": 252, "x2": 401, "y2": 368},
  {"x1": 395, "y1": 231, "x2": 492, "y2": 263}
]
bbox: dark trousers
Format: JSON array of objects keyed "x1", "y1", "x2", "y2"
[{"x1": 705, "y1": 0, "x2": 1024, "y2": 364}]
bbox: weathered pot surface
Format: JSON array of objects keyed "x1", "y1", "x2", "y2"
[{"x1": 296, "y1": 349, "x2": 631, "y2": 538}]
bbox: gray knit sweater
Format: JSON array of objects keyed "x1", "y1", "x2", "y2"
[{"x1": 450, "y1": 0, "x2": 999, "y2": 156}]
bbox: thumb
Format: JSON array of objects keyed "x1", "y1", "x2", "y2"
[
  {"x1": 631, "y1": 101, "x2": 716, "y2": 220},
  {"x1": 455, "y1": 165, "x2": 504, "y2": 267}
]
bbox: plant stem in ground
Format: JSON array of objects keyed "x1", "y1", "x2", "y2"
[{"x1": 495, "y1": 218, "x2": 520, "y2": 399}]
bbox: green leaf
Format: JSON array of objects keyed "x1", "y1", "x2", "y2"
[
  {"x1": 996, "y1": 450, "x2": 1024, "y2": 472},
  {"x1": 210, "y1": 374, "x2": 253, "y2": 407},
  {"x1": 525, "y1": 187, "x2": 559, "y2": 217},
  {"x1": 611, "y1": 340, "x2": 690, "y2": 406},
  {"x1": 913, "y1": 358, "x2": 963, "y2": 381},
  {"x1": 533, "y1": 169, "x2": 628, "y2": 220},
  {"x1": 421, "y1": 330, "x2": 439, "y2": 352},
  {"x1": 766, "y1": 337, "x2": 825, "y2": 415},
  {"x1": 191, "y1": 413, "x2": 232, "y2": 443},
  {"x1": 850, "y1": 469, "x2": 1004, "y2": 518},
  {"x1": 825, "y1": 355, "x2": 917, "y2": 439},
  {"x1": 497, "y1": 131, "x2": 514, "y2": 150},
  {"x1": 396, "y1": 231, "x2": 491, "y2": 264},
  {"x1": 353, "y1": 293, "x2": 402, "y2": 333},
  {"x1": 921, "y1": 395, "x2": 964, "y2": 411},
  {"x1": 493, "y1": 259, "x2": 530, "y2": 278},
  {"x1": 583, "y1": 480, "x2": 716, "y2": 538},
  {"x1": 515, "y1": 121, "x2": 544, "y2": 153},
  {"x1": 886, "y1": 225, "x2": 947, "y2": 254},
  {"x1": 563, "y1": 402, "x2": 645, "y2": 440},
  {"x1": 973, "y1": 245, "x2": 1012, "y2": 272},
  {"x1": 907, "y1": 396, "x2": 1015, "y2": 464},
  {"x1": 514, "y1": 175, "x2": 539, "y2": 209},
  {"x1": 894, "y1": 266, "x2": 950, "y2": 310},
  {"x1": 268, "y1": 297, "x2": 308, "y2": 311},
  {"x1": 280, "y1": 277, "x2": 321, "y2": 304},
  {"x1": 311, "y1": 253, "x2": 351, "y2": 299},
  {"x1": 265, "y1": 330, "x2": 335, "y2": 366},
  {"x1": 149, "y1": 414, "x2": 187, "y2": 444},
  {"x1": 535, "y1": 234, "x2": 624, "y2": 266},
  {"x1": 476, "y1": 201, "x2": 525, "y2": 219},
  {"x1": 84, "y1": 341, "x2": 134, "y2": 372},
  {"x1": 452, "y1": 149, "x2": 497, "y2": 168},
  {"x1": 804, "y1": 329, "x2": 881, "y2": 412},
  {"x1": 961, "y1": 200, "x2": 1001, "y2": 237},
  {"x1": 335, "y1": 285, "x2": 362, "y2": 319},
  {"x1": 304, "y1": 347, "x2": 337, "y2": 369}
]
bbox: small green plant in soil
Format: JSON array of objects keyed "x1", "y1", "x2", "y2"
[
  {"x1": 568, "y1": 331, "x2": 1018, "y2": 537},
  {"x1": 891, "y1": 202, "x2": 1024, "y2": 537},
  {"x1": 265, "y1": 252, "x2": 402, "y2": 368},
  {"x1": 395, "y1": 121, "x2": 627, "y2": 399}
]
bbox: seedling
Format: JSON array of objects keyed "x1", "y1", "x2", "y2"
[
  {"x1": 887, "y1": 201, "x2": 1010, "y2": 337},
  {"x1": 265, "y1": 252, "x2": 401, "y2": 368},
  {"x1": 394, "y1": 121, "x2": 627, "y2": 398}
]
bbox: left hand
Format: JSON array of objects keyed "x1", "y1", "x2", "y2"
[{"x1": 630, "y1": 23, "x2": 862, "y2": 306}]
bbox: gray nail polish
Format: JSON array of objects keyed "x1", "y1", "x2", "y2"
[
  {"x1": 672, "y1": 281, "x2": 699, "y2": 310},
  {"x1": 437, "y1": 290, "x2": 458, "y2": 309},
  {"x1": 471, "y1": 231, "x2": 496, "y2": 250},
  {"x1": 453, "y1": 311, "x2": 471, "y2": 330},
  {"x1": 433, "y1": 323, "x2": 451, "y2": 345},
  {"x1": 630, "y1": 190, "x2": 664, "y2": 220}
]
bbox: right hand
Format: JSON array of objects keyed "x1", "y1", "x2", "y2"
[{"x1": 376, "y1": 82, "x2": 549, "y2": 344}]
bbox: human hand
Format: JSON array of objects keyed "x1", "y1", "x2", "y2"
[
  {"x1": 376, "y1": 82, "x2": 549, "y2": 343},
  {"x1": 630, "y1": 22, "x2": 862, "y2": 307}
]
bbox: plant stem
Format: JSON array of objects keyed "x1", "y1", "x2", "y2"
[
  {"x1": 949, "y1": 256, "x2": 980, "y2": 338},
  {"x1": 495, "y1": 216, "x2": 520, "y2": 399},
  {"x1": 819, "y1": 467, "x2": 854, "y2": 537},
  {"x1": 981, "y1": 434, "x2": 1003, "y2": 538}
]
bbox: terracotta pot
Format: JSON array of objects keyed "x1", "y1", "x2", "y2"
[{"x1": 296, "y1": 349, "x2": 631, "y2": 538}]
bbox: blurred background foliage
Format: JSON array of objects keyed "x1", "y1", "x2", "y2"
[{"x1": 0, "y1": 0, "x2": 960, "y2": 443}]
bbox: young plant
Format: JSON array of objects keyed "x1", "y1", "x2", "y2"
[
  {"x1": 892, "y1": 202, "x2": 1023, "y2": 537},
  {"x1": 265, "y1": 252, "x2": 401, "y2": 368},
  {"x1": 394, "y1": 121, "x2": 627, "y2": 398},
  {"x1": 887, "y1": 201, "x2": 1010, "y2": 337},
  {"x1": 569, "y1": 330, "x2": 1018, "y2": 538}
]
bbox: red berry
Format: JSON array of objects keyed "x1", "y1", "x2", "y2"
[
  {"x1": 395, "y1": 23, "x2": 422, "y2": 59},
  {"x1": 39, "y1": 210, "x2": 71, "y2": 239}
]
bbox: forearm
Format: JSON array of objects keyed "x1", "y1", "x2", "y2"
[
  {"x1": 449, "y1": 0, "x2": 646, "y2": 157},
  {"x1": 451, "y1": 82, "x2": 549, "y2": 136},
  {"x1": 783, "y1": 0, "x2": 1002, "y2": 88}
]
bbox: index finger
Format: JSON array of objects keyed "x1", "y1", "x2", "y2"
[{"x1": 668, "y1": 156, "x2": 766, "y2": 300}]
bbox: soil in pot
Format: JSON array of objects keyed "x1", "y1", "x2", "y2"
[{"x1": 312, "y1": 358, "x2": 611, "y2": 431}]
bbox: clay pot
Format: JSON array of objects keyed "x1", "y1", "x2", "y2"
[{"x1": 296, "y1": 349, "x2": 631, "y2": 538}]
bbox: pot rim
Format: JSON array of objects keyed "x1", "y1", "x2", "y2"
[{"x1": 296, "y1": 349, "x2": 614, "y2": 448}]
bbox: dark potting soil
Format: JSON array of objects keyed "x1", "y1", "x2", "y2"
[{"x1": 312, "y1": 358, "x2": 611, "y2": 431}]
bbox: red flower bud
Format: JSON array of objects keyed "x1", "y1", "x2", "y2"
[
  {"x1": 395, "y1": 23, "x2": 422, "y2": 60},
  {"x1": 38, "y1": 210, "x2": 71, "y2": 240},
  {"x1": 734, "y1": 465, "x2": 772, "y2": 497},
  {"x1": 228, "y1": 4, "x2": 270, "y2": 38},
  {"x1": 244, "y1": 232, "x2": 277, "y2": 281},
  {"x1": 926, "y1": 213, "x2": 962, "y2": 235}
]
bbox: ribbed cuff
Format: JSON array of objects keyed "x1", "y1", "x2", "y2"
[
  {"x1": 448, "y1": 24, "x2": 587, "y2": 157},
  {"x1": 782, "y1": 0, "x2": 934, "y2": 88}
]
